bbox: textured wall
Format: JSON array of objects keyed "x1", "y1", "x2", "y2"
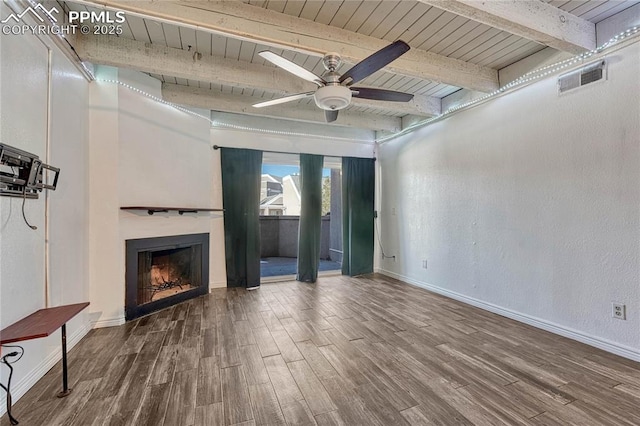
[
  {"x1": 88, "y1": 67, "x2": 219, "y2": 327},
  {"x1": 378, "y1": 40, "x2": 640, "y2": 359},
  {"x1": 0, "y1": 10, "x2": 48, "y2": 331},
  {"x1": 0, "y1": 3, "x2": 90, "y2": 411},
  {"x1": 48, "y1": 47, "x2": 91, "y2": 309}
]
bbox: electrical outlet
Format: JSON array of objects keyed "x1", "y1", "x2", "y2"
[
  {"x1": 422, "y1": 259, "x2": 428, "y2": 269},
  {"x1": 391, "y1": 208, "x2": 396, "y2": 216},
  {"x1": 612, "y1": 303, "x2": 626, "y2": 320}
]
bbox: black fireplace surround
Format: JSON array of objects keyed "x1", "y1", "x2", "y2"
[{"x1": 125, "y1": 233, "x2": 209, "y2": 321}]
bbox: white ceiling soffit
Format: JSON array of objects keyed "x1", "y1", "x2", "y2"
[{"x1": 262, "y1": 153, "x2": 343, "y2": 170}]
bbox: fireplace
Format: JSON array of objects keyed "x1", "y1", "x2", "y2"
[{"x1": 125, "y1": 233, "x2": 209, "y2": 320}]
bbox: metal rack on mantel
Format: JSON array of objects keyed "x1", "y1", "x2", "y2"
[{"x1": 120, "y1": 206, "x2": 224, "y2": 215}]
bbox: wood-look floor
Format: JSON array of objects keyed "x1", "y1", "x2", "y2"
[{"x1": 3, "y1": 274, "x2": 640, "y2": 426}]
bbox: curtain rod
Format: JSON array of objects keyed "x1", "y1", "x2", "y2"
[{"x1": 212, "y1": 145, "x2": 376, "y2": 160}]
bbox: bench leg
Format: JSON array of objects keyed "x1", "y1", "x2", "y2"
[{"x1": 57, "y1": 324, "x2": 72, "y2": 398}]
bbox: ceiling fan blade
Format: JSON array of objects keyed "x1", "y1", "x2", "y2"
[
  {"x1": 253, "y1": 92, "x2": 315, "y2": 108},
  {"x1": 259, "y1": 51, "x2": 325, "y2": 86},
  {"x1": 325, "y1": 110, "x2": 339, "y2": 123},
  {"x1": 339, "y1": 40, "x2": 410, "y2": 85},
  {"x1": 351, "y1": 87, "x2": 414, "y2": 102}
]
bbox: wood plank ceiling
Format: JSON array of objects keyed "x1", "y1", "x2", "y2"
[{"x1": 63, "y1": 0, "x2": 639, "y2": 131}]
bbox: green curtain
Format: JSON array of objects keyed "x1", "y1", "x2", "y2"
[
  {"x1": 342, "y1": 157, "x2": 375, "y2": 276},
  {"x1": 221, "y1": 148, "x2": 263, "y2": 288},
  {"x1": 296, "y1": 154, "x2": 324, "y2": 283}
]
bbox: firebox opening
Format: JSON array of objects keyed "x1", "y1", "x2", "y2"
[
  {"x1": 137, "y1": 246, "x2": 202, "y2": 305},
  {"x1": 125, "y1": 233, "x2": 209, "y2": 321}
]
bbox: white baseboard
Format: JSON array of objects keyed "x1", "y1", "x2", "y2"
[
  {"x1": 91, "y1": 316, "x2": 125, "y2": 328},
  {"x1": 379, "y1": 269, "x2": 640, "y2": 362},
  {"x1": 0, "y1": 322, "x2": 91, "y2": 417},
  {"x1": 209, "y1": 280, "x2": 227, "y2": 289}
]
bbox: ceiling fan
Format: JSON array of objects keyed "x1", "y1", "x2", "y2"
[{"x1": 253, "y1": 40, "x2": 414, "y2": 123}]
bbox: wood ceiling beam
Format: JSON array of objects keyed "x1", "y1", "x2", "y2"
[
  {"x1": 73, "y1": 34, "x2": 440, "y2": 117},
  {"x1": 74, "y1": 0, "x2": 498, "y2": 92},
  {"x1": 418, "y1": 0, "x2": 595, "y2": 54},
  {"x1": 161, "y1": 83, "x2": 402, "y2": 132}
]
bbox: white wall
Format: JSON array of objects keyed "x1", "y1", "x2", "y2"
[
  {"x1": 211, "y1": 128, "x2": 376, "y2": 159},
  {"x1": 88, "y1": 67, "x2": 224, "y2": 327},
  {"x1": 211, "y1": 111, "x2": 376, "y2": 157},
  {"x1": 0, "y1": 2, "x2": 91, "y2": 412},
  {"x1": 211, "y1": 111, "x2": 376, "y2": 159},
  {"x1": 377, "y1": 39, "x2": 640, "y2": 361}
]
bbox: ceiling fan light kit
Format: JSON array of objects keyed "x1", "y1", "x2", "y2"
[
  {"x1": 254, "y1": 40, "x2": 414, "y2": 123},
  {"x1": 314, "y1": 85, "x2": 352, "y2": 111}
]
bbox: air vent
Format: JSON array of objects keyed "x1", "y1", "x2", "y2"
[
  {"x1": 558, "y1": 60, "x2": 606, "y2": 94},
  {"x1": 581, "y1": 67, "x2": 603, "y2": 85}
]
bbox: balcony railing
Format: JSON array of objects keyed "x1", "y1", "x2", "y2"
[{"x1": 259, "y1": 215, "x2": 340, "y2": 261}]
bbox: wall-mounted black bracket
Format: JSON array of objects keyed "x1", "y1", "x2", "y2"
[{"x1": 0, "y1": 143, "x2": 60, "y2": 198}]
